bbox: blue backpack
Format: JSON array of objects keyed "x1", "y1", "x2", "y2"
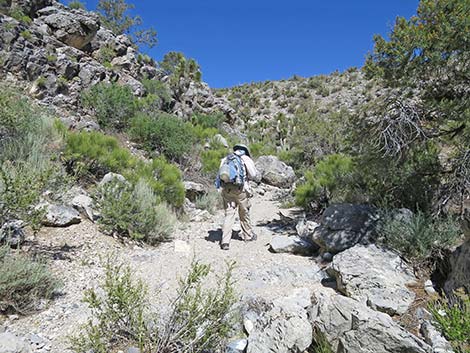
[{"x1": 218, "y1": 153, "x2": 245, "y2": 186}]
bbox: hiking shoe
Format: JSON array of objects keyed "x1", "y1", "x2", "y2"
[{"x1": 221, "y1": 243, "x2": 230, "y2": 250}]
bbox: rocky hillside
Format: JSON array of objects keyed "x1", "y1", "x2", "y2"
[
  {"x1": 0, "y1": 0, "x2": 469, "y2": 353},
  {"x1": 0, "y1": 0, "x2": 235, "y2": 128}
]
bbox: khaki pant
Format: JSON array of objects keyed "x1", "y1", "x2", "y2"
[{"x1": 221, "y1": 186, "x2": 254, "y2": 245}]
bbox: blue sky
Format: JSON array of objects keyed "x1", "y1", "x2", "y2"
[{"x1": 74, "y1": 0, "x2": 419, "y2": 88}]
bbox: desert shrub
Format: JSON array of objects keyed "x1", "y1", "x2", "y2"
[
  {"x1": 9, "y1": 8, "x2": 32, "y2": 24},
  {"x1": 63, "y1": 131, "x2": 185, "y2": 207},
  {"x1": 132, "y1": 158, "x2": 185, "y2": 207},
  {"x1": 429, "y1": 289, "x2": 469, "y2": 353},
  {"x1": 380, "y1": 211, "x2": 461, "y2": 261},
  {"x1": 81, "y1": 82, "x2": 137, "y2": 130},
  {"x1": 0, "y1": 246, "x2": 60, "y2": 314},
  {"x1": 68, "y1": 0, "x2": 86, "y2": 9},
  {"x1": 200, "y1": 147, "x2": 227, "y2": 175},
  {"x1": 139, "y1": 79, "x2": 172, "y2": 112},
  {"x1": 195, "y1": 191, "x2": 222, "y2": 215},
  {"x1": 249, "y1": 142, "x2": 277, "y2": 158},
  {"x1": 129, "y1": 113, "x2": 194, "y2": 162},
  {"x1": 64, "y1": 131, "x2": 136, "y2": 178},
  {"x1": 95, "y1": 45, "x2": 115, "y2": 65},
  {"x1": 191, "y1": 112, "x2": 225, "y2": 129},
  {"x1": 71, "y1": 259, "x2": 238, "y2": 353},
  {"x1": 70, "y1": 257, "x2": 149, "y2": 353},
  {"x1": 295, "y1": 154, "x2": 355, "y2": 209},
  {"x1": 95, "y1": 179, "x2": 176, "y2": 243},
  {"x1": 309, "y1": 328, "x2": 334, "y2": 353}
]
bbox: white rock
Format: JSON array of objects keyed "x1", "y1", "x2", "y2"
[{"x1": 174, "y1": 240, "x2": 191, "y2": 254}]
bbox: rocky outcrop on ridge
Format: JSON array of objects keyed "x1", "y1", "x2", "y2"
[{"x1": 0, "y1": 0, "x2": 236, "y2": 127}]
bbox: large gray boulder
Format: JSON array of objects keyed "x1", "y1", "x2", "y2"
[
  {"x1": 246, "y1": 288, "x2": 313, "y2": 353},
  {"x1": 0, "y1": 332, "x2": 32, "y2": 353},
  {"x1": 327, "y1": 244, "x2": 417, "y2": 315},
  {"x1": 444, "y1": 236, "x2": 470, "y2": 295},
  {"x1": 0, "y1": 220, "x2": 26, "y2": 246},
  {"x1": 36, "y1": 6, "x2": 100, "y2": 49},
  {"x1": 269, "y1": 235, "x2": 318, "y2": 255},
  {"x1": 311, "y1": 203, "x2": 379, "y2": 253},
  {"x1": 183, "y1": 181, "x2": 206, "y2": 202},
  {"x1": 255, "y1": 155, "x2": 296, "y2": 188},
  {"x1": 41, "y1": 203, "x2": 81, "y2": 227},
  {"x1": 310, "y1": 286, "x2": 431, "y2": 353}
]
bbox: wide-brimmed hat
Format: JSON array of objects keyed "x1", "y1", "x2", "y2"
[{"x1": 233, "y1": 144, "x2": 251, "y2": 157}]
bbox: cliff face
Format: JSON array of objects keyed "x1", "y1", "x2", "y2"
[{"x1": 0, "y1": 0, "x2": 235, "y2": 127}]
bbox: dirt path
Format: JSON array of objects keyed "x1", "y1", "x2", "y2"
[{"x1": 4, "y1": 188, "x2": 325, "y2": 352}]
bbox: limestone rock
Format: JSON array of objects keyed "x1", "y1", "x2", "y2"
[
  {"x1": 71, "y1": 194, "x2": 95, "y2": 221},
  {"x1": 269, "y1": 235, "x2": 318, "y2": 255},
  {"x1": 255, "y1": 155, "x2": 296, "y2": 188},
  {"x1": 183, "y1": 181, "x2": 206, "y2": 202},
  {"x1": 444, "y1": 236, "x2": 470, "y2": 295},
  {"x1": 37, "y1": 6, "x2": 99, "y2": 49},
  {"x1": 0, "y1": 332, "x2": 32, "y2": 353},
  {"x1": 41, "y1": 203, "x2": 81, "y2": 227},
  {"x1": 311, "y1": 203, "x2": 379, "y2": 253},
  {"x1": 420, "y1": 321, "x2": 454, "y2": 353},
  {"x1": 327, "y1": 244, "x2": 417, "y2": 315},
  {"x1": 226, "y1": 339, "x2": 248, "y2": 353},
  {"x1": 0, "y1": 220, "x2": 26, "y2": 246},
  {"x1": 99, "y1": 172, "x2": 126, "y2": 187},
  {"x1": 310, "y1": 285, "x2": 431, "y2": 353},
  {"x1": 246, "y1": 288, "x2": 313, "y2": 353}
]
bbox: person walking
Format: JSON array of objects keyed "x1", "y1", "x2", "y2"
[{"x1": 216, "y1": 144, "x2": 258, "y2": 250}]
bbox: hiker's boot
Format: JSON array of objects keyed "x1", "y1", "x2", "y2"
[
  {"x1": 245, "y1": 232, "x2": 257, "y2": 242},
  {"x1": 220, "y1": 243, "x2": 230, "y2": 250}
]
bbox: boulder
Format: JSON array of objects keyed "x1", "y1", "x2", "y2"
[
  {"x1": 269, "y1": 235, "x2": 318, "y2": 255},
  {"x1": 41, "y1": 203, "x2": 81, "y2": 227},
  {"x1": 311, "y1": 203, "x2": 379, "y2": 253},
  {"x1": 37, "y1": 6, "x2": 100, "y2": 49},
  {"x1": 310, "y1": 285, "x2": 431, "y2": 353},
  {"x1": 0, "y1": 220, "x2": 26, "y2": 246},
  {"x1": 226, "y1": 339, "x2": 248, "y2": 353},
  {"x1": 327, "y1": 244, "x2": 417, "y2": 315},
  {"x1": 444, "y1": 236, "x2": 470, "y2": 295},
  {"x1": 246, "y1": 288, "x2": 313, "y2": 353},
  {"x1": 183, "y1": 181, "x2": 206, "y2": 202},
  {"x1": 99, "y1": 172, "x2": 126, "y2": 187},
  {"x1": 420, "y1": 321, "x2": 454, "y2": 353},
  {"x1": 71, "y1": 194, "x2": 95, "y2": 221},
  {"x1": 255, "y1": 155, "x2": 296, "y2": 188},
  {"x1": 295, "y1": 219, "x2": 320, "y2": 238},
  {"x1": 0, "y1": 332, "x2": 32, "y2": 353}
]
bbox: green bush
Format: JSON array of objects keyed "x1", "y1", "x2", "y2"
[
  {"x1": 95, "y1": 179, "x2": 176, "y2": 243},
  {"x1": 68, "y1": 0, "x2": 86, "y2": 10},
  {"x1": 429, "y1": 290, "x2": 469, "y2": 353},
  {"x1": 140, "y1": 79, "x2": 172, "y2": 112},
  {"x1": 201, "y1": 147, "x2": 227, "y2": 175},
  {"x1": 380, "y1": 211, "x2": 461, "y2": 261},
  {"x1": 309, "y1": 328, "x2": 334, "y2": 353},
  {"x1": 64, "y1": 131, "x2": 136, "y2": 178},
  {"x1": 129, "y1": 113, "x2": 194, "y2": 161},
  {"x1": 295, "y1": 154, "x2": 355, "y2": 208},
  {"x1": 95, "y1": 45, "x2": 115, "y2": 65},
  {"x1": 71, "y1": 258, "x2": 237, "y2": 353},
  {"x1": 9, "y1": 8, "x2": 32, "y2": 24},
  {"x1": 131, "y1": 158, "x2": 185, "y2": 207},
  {"x1": 191, "y1": 112, "x2": 226, "y2": 129},
  {"x1": 0, "y1": 246, "x2": 60, "y2": 314},
  {"x1": 70, "y1": 257, "x2": 148, "y2": 352},
  {"x1": 63, "y1": 131, "x2": 185, "y2": 207},
  {"x1": 81, "y1": 82, "x2": 137, "y2": 130},
  {"x1": 195, "y1": 191, "x2": 222, "y2": 215}
]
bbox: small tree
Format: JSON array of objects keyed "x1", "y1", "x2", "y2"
[{"x1": 97, "y1": 0, "x2": 157, "y2": 48}]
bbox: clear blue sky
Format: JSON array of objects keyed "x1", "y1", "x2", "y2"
[{"x1": 74, "y1": 0, "x2": 419, "y2": 88}]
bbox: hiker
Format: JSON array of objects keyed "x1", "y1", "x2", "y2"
[{"x1": 216, "y1": 144, "x2": 258, "y2": 250}]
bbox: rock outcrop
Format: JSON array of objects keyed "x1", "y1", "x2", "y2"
[
  {"x1": 327, "y1": 244, "x2": 417, "y2": 315},
  {"x1": 310, "y1": 286, "x2": 431, "y2": 353},
  {"x1": 255, "y1": 155, "x2": 296, "y2": 188},
  {"x1": 311, "y1": 203, "x2": 379, "y2": 253}
]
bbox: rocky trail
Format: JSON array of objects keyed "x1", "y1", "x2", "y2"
[{"x1": 3, "y1": 186, "x2": 327, "y2": 353}]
